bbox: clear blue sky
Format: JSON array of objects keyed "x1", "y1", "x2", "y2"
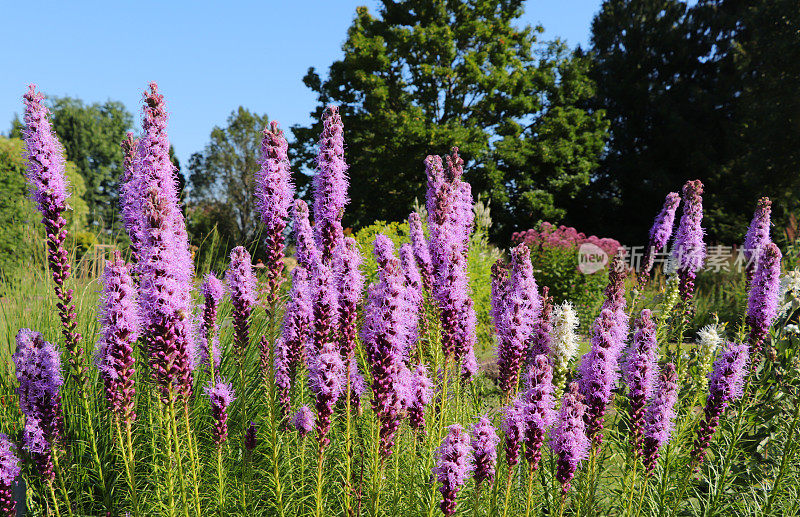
[{"x1": 1, "y1": 1, "x2": 602, "y2": 166}]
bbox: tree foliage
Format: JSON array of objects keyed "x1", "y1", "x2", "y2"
[{"x1": 293, "y1": 0, "x2": 608, "y2": 241}]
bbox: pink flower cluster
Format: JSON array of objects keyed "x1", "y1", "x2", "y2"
[{"x1": 512, "y1": 222, "x2": 621, "y2": 258}]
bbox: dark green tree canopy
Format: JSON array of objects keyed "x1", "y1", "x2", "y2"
[
  {"x1": 187, "y1": 107, "x2": 269, "y2": 245},
  {"x1": 293, "y1": 0, "x2": 608, "y2": 241}
]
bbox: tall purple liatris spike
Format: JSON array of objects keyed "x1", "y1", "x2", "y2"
[
  {"x1": 199, "y1": 272, "x2": 224, "y2": 373},
  {"x1": 692, "y1": 342, "x2": 749, "y2": 467},
  {"x1": 550, "y1": 382, "x2": 590, "y2": 493},
  {"x1": 471, "y1": 416, "x2": 500, "y2": 488},
  {"x1": 578, "y1": 309, "x2": 623, "y2": 446},
  {"x1": 502, "y1": 397, "x2": 527, "y2": 468},
  {"x1": 335, "y1": 238, "x2": 364, "y2": 404},
  {"x1": 256, "y1": 121, "x2": 295, "y2": 303},
  {"x1": 292, "y1": 406, "x2": 315, "y2": 438},
  {"x1": 362, "y1": 234, "x2": 407, "y2": 457},
  {"x1": 743, "y1": 197, "x2": 772, "y2": 279},
  {"x1": 206, "y1": 380, "x2": 235, "y2": 445},
  {"x1": 24, "y1": 418, "x2": 54, "y2": 482},
  {"x1": 601, "y1": 252, "x2": 629, "y2": 345},
  {"x1": 227, "y1": 246, "x2": 257, "y2": 361},
  {"x1": 408, "y1": 212, "x2": 433, "y2": 290},
  {"x1": 137, "y1": 83, "x2": 194, "y2": 402},
  {"x1": 313, "y1": 105, "x2": 349, "y2": 262},
  {"x1": 433, "y1": 424, "x2": 473, "y2": 517},
  {"x1": 642, "y1": 363, "x2": 679, "y2": 473},
  {"x1": 311, "y1": 258, "x2": 338, "y2": 355},
  {"x1": 22, "y1": 85, "x2": 83, "y2": 381},
  {"x1": 293, "y1": 199, "x2": 320, "y2": 270},
  {"x1": 273, "y1": 337, "x2": 292, "y2": 419},
  {"x1": 308, "y1": 341, "x2": 345, "y2": 449},
  {"x1": 96, "y1": 251, "x2": 139, "y2": 424},
  {"x1": 0, "y1": 434, "x2": 21, "y2": 517},
  {"x1": 746, "y1": 242, "x2": 781, "y2": 357},
  {"x1": 529, "y1": 287, "x2": 553, "y2": 358},
  {"x1": 494, "y1": 245, "x2": 541, "y2": 399},
  {"x1": 408, "y1": 364, "x2": 434, "y2": 431},
  {"x1": 522, "y1": 355, "x2": 556, "y2": 470},
  {"x1": 671, "y1": 180, "x2": 706, "y2": 308},
  {"x1": 622, "y1": 309, "x2": 659, "y2": 453},
  {"x1": 120, "y1": 132, "x2": 144, "y2": 265},
  {"x1": 641, "y1": 192, "x2": 681, "y2": 283},
  {"x1": 281, "y1": 266, "x2": 313, "y2": 379},
  {"x1": 13, "y1": 330, "x2": 64, "y2": 443}
]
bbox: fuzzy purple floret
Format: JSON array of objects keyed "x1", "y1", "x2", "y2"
[
  {"x1": 335, "y1": 238, "x2": 364, "y2": 403},
  {"x1": 311, "y1": 258, "x2": 338, "y2": 359},
  {"x1": 601, "y1": 253, "x2": 629, "y2": 345},
  {"x1": 502, "y1": 396, "x2": 527, "y2": 467},
  {"x1": 522, "y1": 355, "x2": 556, "y2": 470},
  {"x1": 281, "y1": 266, "x2": 313, "y2": 381},
  {"x1": 361, "y1": 234, "x2": 407, "y2": 457},
  {"x1": 471, "y1": 416, "x2": 500, "y2": 486},
  {"x1": 313, "y1": 105, "x2": 349, "y2": 262},
  {"x1": 408, "y1": 212, "x2": 433, "y2": 290},
  {"x1": 642, "y1": 363, "x2": 678, "y2": 473},
  {"x1": 95, "y1": 251, "x2": 139, "y2": 423},
  {"x1": 642, "y1": 192, "x2": 680, "y2": 278},
  {"x1": 0, "y1": 433, "x2": 20, "y2": 517},
  {"x1": 23, "y1": 418, "x2": 54, "y2": 482},
  {"x1": 274, "y1": 337, "x2": 292, "y2": 419},
  {"x1": 433, "y1": 424, "x2": 473, "y2": 517},
  {"x1": 622, "y1": 309, "x2": 659, "y2": 452},
  {"x1": 292, "y1": 405, "x2": 315, "y2": 438},
  {"x1": 550, "y1": 382, "x2": 590, "y2": 493},
  {"x1": 494, "y1": 245, "x2": 541, "y2": 397},
  {"x1": 13, "y1": 329, "x2": 64, "y2": 443},
  {"x1": 743, "y1": 197, "x2": 772, "y2": 267},
  {"x1": 227, "y1": 246, "x2": 257, "y2": 360},
  {"x1": 308, "y1": 341, "x2": 345, "y2": 448},
  {"x1": 408, "y1": 364, "x2": 434, "y2": 431},
  {"x1": 256, "y1": 121, "x2": 295, "y2": 301},
  {"x1": 136, "y1": 83, "x2": 195, "y2": 402},
  {"x1": 578, "y1": 309, "x2": 624, "y2": 446},
  {"x1": 205, "y1": 380, "x2": 235, "y2": 445},
  {"x1": 292, "y1": 199, "x2": 320, "y2": 271},
  {"x1": 120, "y1": 132, "x2": 144, "y2": 264},
  {"x1": 746, "y1": 242, "x2": 782, "y2": 355},
  {"x1": 692, "y1": 342, "x2": 749, "y2": 466},
  {"x1": 198, "y1": 272, "x2": 224, "y2": 372},
  {"x1": 529, "y1": 288, "x2": 553, "y2": 358}
]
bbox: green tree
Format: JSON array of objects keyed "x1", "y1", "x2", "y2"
[
  {"x1": 293, "y1": 0, "x2": 608, "y2": 241},
  {"x1": 187, "y1": 107, "x2": 269, "y2": 245}
]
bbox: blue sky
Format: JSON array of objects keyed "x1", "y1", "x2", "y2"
[{"x1": 1, "y1": 1, "x2": 602, "y2": 166}]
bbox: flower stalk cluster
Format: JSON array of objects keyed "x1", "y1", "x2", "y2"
[
  {"x1": 642, "y1": 363, "x2": 679, "y2": 473},
  {"x1": 199, "y1": 272, "x2": 225, "y2": 375},
  {"x1": 640, "y1": 192, "x2": 680, "y2": 283},
  {"x1": 433, "y1": 424, "x2": 473, "y2": 517},
  {"x1": 550, "y1": 382, "x2": 590, "y2": 493},
  {"x1": 746, "y1": 242, "x2": 781, "y2": 356},
  {"x1": 622, "y1": 309, "x2": 659, "y2": 453},
  {"x1": 313, "y1": 105, "x2": 349, "y2": 262},
  {"x1": 671, "y1": 180, "x2": 706, "y2": 309}
]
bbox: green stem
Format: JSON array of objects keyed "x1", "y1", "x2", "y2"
[
  {"x1": 315, "y1": 443, "x2": 326, "y2": 517},
  {"x1": 344, "y1": 372, "x2": 353, "y2": 517},
  {"x1": 51, "y1": 447, "x2": 73, "y2": 517},
  {"x1": 115, "y1": 418, "x2": 140, "y2": 517},
  {"x1": 169, "y1": 397, "x2": 190, "y2": 517},
  {"x1": 216, "y1": 444, "x2": 225, "y2": 517},
  {"x1": 164, "y1": 404, "x2": 177, "y2": 517},
  {"x1": 183, "y1": 404, "x2": 202, "y2": 517},
  {"x1": 501, "y1": 466, "x2": 514, "y2": 517},
  {"x1": 78, "y1": 388, "x2": 107, "y2": 503},
  {"x1": 47, "y1": 480, "x2": 63, "y2": 517},
  {"x1": 763, "y1": 397, "x2": 800, "y2": 514},
  {"x1": 524, "y1": 463, "x2": 535, "y2": 517}
]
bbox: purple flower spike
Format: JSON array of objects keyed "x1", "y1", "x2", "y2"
[
  {"x1": 256, "y1": 121, "x2": 295, "y2": 303},
  {"x1": 408, "y1": 212, "x2": 433, "y2": 290},
  {"x1": 311, "y1": 259, "x2": 338, "y2": 355},
  {"x1": 96, "y1": 251, "x2": 139, "y2": 423},
  {"x1": 13, "y1": 329, "x2": 64, "y2": 443},
  {"x1": 522, "y1": 355, "x2": 556, "y2": 470},
  {"x1": 198, "y1": 272, "x2": 224, "y2": 373},
  {"x1": 137, "y1": 83, "x2": 195, "y2": 403},
  {"x1": 308, "y1": 341, "x2": 345, "y2": 449},
  {"x1": 205, "y1": 380, "x2": 235, "y2": 445},
  {"x1": 292, "y1": 199, "x2": 320, "y2": 271},
  {"x1": 502, "y1": 396, "x2": 527, "y2": 467},
  {"x1": 642, "y1": 363, "x2": 679, "y2": 473},
  {"x1": 274, "y1": 337, "x2": 292, "y2": 419},
  {"x1": 692, "y1": 342, "x2": 749, "y2": 467},
  {"x1": 746, "y1": 242, "x2": 782, "y2": 356},
  {"x1": 227, "y1": 246, "x2": 257, "y2": 360},
  {"x1": 433, "y1": 424, "x2": 473, "y2": 517},
  {"x1": 494, "y1": 245, "x2": 541, "y2": 398},
  {"x1": 120, "y1": 132, "x2": 144, "y2": 265},
  {"x1": 0, "y1": 434, "x2": 21, "y2": 517},
  {"x1": 408, "y1": 364, "x2": 434, "y2": 431},
  {"x1": 281, "y1": 266, "x2": 313, "y2": 381},
  {"x1": 743, "y1": 197, "x2": 772, "y2": 277},
  {"x1": 335, "y1": 237, "x2": 364, "y2": 402},
  {"x1": 550, "y1": 382, "x2": 590, "y2": 493},
  {"x1": 245, "y1": 422, "x2": 257, "y2": 452},
  {"x1": 313, "y1": 105, "x2": 349, "y2": 262},
  {"x1": 671, "y1": 180, "x2": 706, "y2": 307},
  {"x1": 641, "y1": 192, "x2": 680, "y2": 282},
  {"x1": 601, "y1": 252, "x2": 629, "y2": 345},
  {"x1": 362, "y1": 234, "x2": 407, "y2": 457},
  {"x1": 622, "y1": 309, "x2": 659, "y2": 453},
  {"x1": 23, "y1": 418, "x2": 54, "y2": 482},
  {"x1": 22, "y1": 85, "x2": 83, "y2": 380},
  {"x1": 529, "y1": 287, "x2": 553, "y2": 358},
  {"x1": 471, "y1": 416, "x2": 500, "y2": 487},
  {"x1": 292, "y1": 405, "x2": 315, "y2": 438},
  {"x1": 578, "y1": 309, "x2": 624, "y2": 446}
]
